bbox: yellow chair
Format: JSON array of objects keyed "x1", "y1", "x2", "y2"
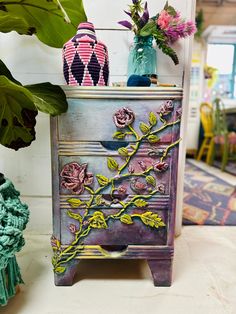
[{"x1": 197, "y1": 102, "x2": 214, "y2": 163}]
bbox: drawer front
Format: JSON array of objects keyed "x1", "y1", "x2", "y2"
[
  {"x1": 58, "y1": 98, "x2": 181, "y2": 142},
  {"x1": 60, "y1": 207, "x2": 168, "y2": 246},
  {"x1": 58, "y1": 145, "x2": 172, "y2": 197}
]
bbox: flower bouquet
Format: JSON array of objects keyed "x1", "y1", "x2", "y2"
[{"x1": 119, "y1": 0, "x2": 196, "y2": 72}]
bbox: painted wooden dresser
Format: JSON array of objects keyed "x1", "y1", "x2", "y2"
[{"x1": 50, "y1": 87, "x2": 183, "y2": 287}]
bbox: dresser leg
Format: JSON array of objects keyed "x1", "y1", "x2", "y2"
[
  {"x1": 54, "y1": 260, "x2": 79, "y2": 286},
  {"x1": 147, "y1": 259, "x2": 173, "y2": 287}
]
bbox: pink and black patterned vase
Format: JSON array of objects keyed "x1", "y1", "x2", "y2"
[{"x1": 63, "y1": 22, "x2": 109, "y2": 86}]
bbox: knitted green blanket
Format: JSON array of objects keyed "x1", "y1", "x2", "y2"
[{"x1": 0, "y1": 176, "x2": 29, "y2": 306}]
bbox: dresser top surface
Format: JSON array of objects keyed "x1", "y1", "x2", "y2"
[{"x1": 62, "y1": 86, "x2": 183, "y2": 100}]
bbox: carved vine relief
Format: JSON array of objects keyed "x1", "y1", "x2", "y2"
[{"x1": 52, "y1": 101, "x2": 181, "y2": 274}]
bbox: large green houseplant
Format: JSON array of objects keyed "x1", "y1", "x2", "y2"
[{"x1": 0, "y1": 0, "x2": 87, "y2": 150}]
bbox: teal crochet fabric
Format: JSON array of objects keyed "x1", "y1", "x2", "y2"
[{"x1": 0, "y1": 177, "x2": 29, "y2": 306}]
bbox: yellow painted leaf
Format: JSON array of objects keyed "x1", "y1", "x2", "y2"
[
  {"x1": 149, "y1": 112, "x2": 157, "y2": 126},
  {"x1": 67, "y1": 211, "x2": 82, "y2": 222},
  {"x1": 139, "y1": 122, "x2": 150, "y2": 134},
  {"x1": 55, "y1": 266, "x2": 66, "y2": 274},
  {"x1": 107, "y1": 157, "x2": 119, "y2": 171},
  {"x1": 96, "y1": 174, "x2": 109, "y2": 186},
  {"x1": 146, "y1": 175, "x2": 156, "y2": 187},
  {"x1": 134, "y1": 199, "x2": 148, "y2": 208},
  {"x1": 140, "y1": 211, "x2": 166, "y2": 229},
  {"x1": 67, "y1": 198, "x2": 84, "y2": 208},
  {"x1": 120, "y1": 214, "x2": 133, "y2": 225}
]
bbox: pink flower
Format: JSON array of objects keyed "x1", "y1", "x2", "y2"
[
  {"x1": 157, "y1": 10, "x2": 173, "y2": 30},
  {"x1": 157, "y1": 184, "x2": 165, "y2": 194},
  {"x1": 153, "y1": 161, "x2": 169, "y2": 172},
  {"x1": 138, "y1": 161, "x2": 147, "y2": 171},
  {"x1": 69, "y1": 224, "x2": 77, "y2": 234},
  {"x1": 117, "y1": 185, "x2": 127, "y2": 195},
  {"x1": 128, "y1": 164, "x2": 135, "y2": 173},
  {"x1": 60, "y1": 162, "x2": 93, "y2": 194},
  {"x1": 130, "y1": 178, "x2": 147, "y2": 193},
  {"x1": 113, "y1": 107, "x2": 135, "y2": 128}
]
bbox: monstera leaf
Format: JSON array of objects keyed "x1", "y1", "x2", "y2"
[
  {"x1": 0, "y1": 60, "x2": 68, "y2": 150},
  {"x1": 0, "y1": 0, "x2": 87, "y2": 48},
  {"x1": 0, "y1": 75, "x2": 37, "y2": 150}
]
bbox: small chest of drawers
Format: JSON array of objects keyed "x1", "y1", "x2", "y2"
[{"x1": 50, "y1": 87, "x2": 183, "y2": 287}]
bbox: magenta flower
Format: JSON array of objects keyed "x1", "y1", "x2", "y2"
[
  {"x1": 153, "y1": 161, "x2": 169, "y2": 172},
  {"x1": 113, "y1": 107, "x2": 135, "y2": 128},
  {"x1": 60, "y1": 162, "x2": 93, "y2": 194}
]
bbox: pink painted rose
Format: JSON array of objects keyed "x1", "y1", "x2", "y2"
[
  {"x1": 157, "y1": 184, "x2": 165, "y2": 194},
  {"x1": 60, "y1": 162, "x2": 93, "y2": 194},
  {"x1": 113, "y1": 107, "x2": 135, "y2": 128},
  {"x1": 160, "y1": 100, "x2": 174, "y2": 116},
  {"x1": 153, "y1": 161, "x2": 169, "y2": 172},
  {"x1": 130, "y1": 178, "x2": 147, "y2": 193}
]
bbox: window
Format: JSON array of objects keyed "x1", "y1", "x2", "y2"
[{"x1": 207, "y1": 44, "x2": 236, "y2": 99}]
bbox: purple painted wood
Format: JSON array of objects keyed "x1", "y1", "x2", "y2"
[
  {"x1": 147, "y1": 259, "x2": 173, "y2": 287},
  {"x1": 50, "y1": 87, "x2": 183, "y2": 287}
]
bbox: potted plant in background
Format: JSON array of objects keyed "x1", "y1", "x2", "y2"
[
  {"x1": 0, "y1": 0, "x2": 87, "y2": 150},
  {"x1": 118, "y1": 0, "x2": 196, "y2": 77},
  {"x1": 0, "y1": 0, "x2": 87, "y2": 306}
]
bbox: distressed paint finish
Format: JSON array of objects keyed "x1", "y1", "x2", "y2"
[{"x1": 50, "y1": 86, "x2": 183, "y2": 287}]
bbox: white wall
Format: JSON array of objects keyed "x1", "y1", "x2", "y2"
[{"x1": 0, "y1": 0, "x2": 196, "y2": 233}]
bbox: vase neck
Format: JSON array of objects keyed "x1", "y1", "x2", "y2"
[{"x1": 134, "y1": 35, "x2": 153, "y2": 46}]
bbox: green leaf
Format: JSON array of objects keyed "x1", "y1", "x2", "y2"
[
  {"x1": 166, "y1": 5, "x2": 177, "y2": 17},
  {"x1": 0, "y1": 75, "x2": 37, "y2": 150},
  {"x1": 120, "y1": 214, "x2": 133, "y2": 225},
  {"x1": 0, "y1": 11, "x2": 35, "y2": 36},
  {"x1": 118, "y1": 147, "x2": 129, "y2": 157},
  {"x1": 139, "y1": 122, "x2": 150, "y2": 134},
  {"x1": 140, "y1": 20, "x2": 157, "y2": 37},
  {"x1": 67, "y1": 198, "x2": 84, "y2": 208},
  {"x1": 148, "y1": 135, "x2": 160, "y2": 144},
  {"x1": 96, "y1": 175, "x2": 109, "y2": 186},
  {"x1": 67, "y1": 211, "x2": 82, "y2": 222},
  {"x1": 149, "y1": 112, "x2": 157, "y2": 126},
  {"x1": 107, "y1": 157, "x2": 119, "y2": 171},
  {"x1": 155, "y1": 39, "x2": 179, "y2": 65},
  {"x1": 146, "y1": 175, "x2": 156, "y2": 187},
  {"x1": 89, "y1": 211, "x2": 107, "y2": 229},
  {"x1": 134, "y1": 199, "x2": 148, "y2": 208},
  {"x1": 164, "y1": 1, "x2": 169, "y2": 10},
  {"x1": 113, "y1": 131, "x2": 126, "y2": 139},
  {"x1": 55, "y1": 266, "x2": 66, "y2": 274},
  {"x1": 0, "y1": 60, "x2": 21, "y2": 85},
  {"x1": 25, "y1": 83, "x2": 68, "y2": 116},
  {"x1": 0, "y1": 0, "x2": 87, "y2": 48},
  {"x1": 140, "y1": 211, "x2": 166, "y2": 228}
]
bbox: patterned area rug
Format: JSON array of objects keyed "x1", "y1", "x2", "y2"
[
  {"x1": 214, "y1": 161, "x2": 236, "y2": 176},
  {"x1": 183, "y1": 161, "x2": 236, "y2": 225}
]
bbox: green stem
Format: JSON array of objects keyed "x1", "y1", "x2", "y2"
[
  {"x1": 107, "y1": 190, "x2": 158, "y2": 220},
  {"x1": 160, "y1": 138, "x2": 182, "y2": 162},
  {"x1": 128, "y1": 124, "x2": 140, "y2": 140},
  {"x1": 85, "y1": 186, "x2": 95, "y2": 195}
]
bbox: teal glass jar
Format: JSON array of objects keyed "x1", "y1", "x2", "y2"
[{"x1": 128, "y1": 35, "x2": 157, "y2": 77}]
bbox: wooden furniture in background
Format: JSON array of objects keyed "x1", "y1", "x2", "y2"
[{"x1": 196, "y1": 102, "x2": 214, "y2": 163}]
